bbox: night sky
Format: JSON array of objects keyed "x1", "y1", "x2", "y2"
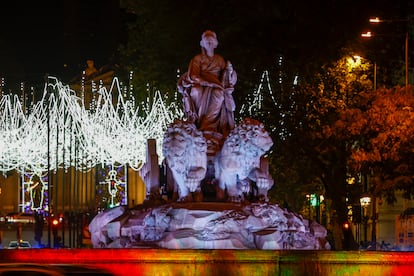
[
  {"x1": 0, "y1": 0, "x2": 411, "y2": 91},
  {"x1": 0, "y1": 0, "x2": 121, "y2": 89}
]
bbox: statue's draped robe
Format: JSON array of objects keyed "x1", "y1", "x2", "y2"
[{"x1": 178, "y1": 53, "x2": 235, "y2": 138}]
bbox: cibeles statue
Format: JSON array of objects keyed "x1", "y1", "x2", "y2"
[
  {"x1": 90, "y1": 31, "x2": 329, "y2": 251},
  {"x1": 163, "y1": 30, "x2": 274, "y2": 202},
  {"x1": 177, "y1": 30, "x2": 237, "y2": 141}
]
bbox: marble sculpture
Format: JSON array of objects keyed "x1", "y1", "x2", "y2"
[{"x1": 89, "y1": 30, "x2": 330, "y2": 250}]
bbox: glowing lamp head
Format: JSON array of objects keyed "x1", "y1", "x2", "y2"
[
  {"x1": 52, "y1": 219, "x2": 59, "y2": 226},
  {"x1": 343, "y1": 222, "x2": 350, "y2": 230},
  {"x1": 369, "y1": 17, "x2": 381, "y2": 23},
  {"x1": 361, "y1": 31, "x2": 373, "y2": 38}
]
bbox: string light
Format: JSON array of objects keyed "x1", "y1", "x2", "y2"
[
  {"x1": 0, "y1": 76, "x2": 181, "y2": 174},
  {"x1": 240, "y1": 70, "x2": 277, "y2": 116}
]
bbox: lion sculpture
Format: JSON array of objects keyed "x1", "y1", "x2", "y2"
[
  {"x1": 214, "y1": 118, "x2": 274, "y2": 202},
  {"x1": 162, "y1": 120, "x2": 207, "y2": 201}
]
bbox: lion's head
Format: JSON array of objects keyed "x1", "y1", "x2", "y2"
[
  {"x1": 222, "y1": 118, "x2": 272, "y2": 156},
  {"x1": 215, "y1": 119, "x2": 273, "y2": 197},
  {"x1": 163, "y1": 120, "x2": 207, "y2": 172},
  {"x1": 162, "y1": 120, "x2": 207, "y2": 198}
]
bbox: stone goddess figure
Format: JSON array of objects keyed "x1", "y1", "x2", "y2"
[{"x1": 178, "y1": 30, "x2": 237, "y2": 139}]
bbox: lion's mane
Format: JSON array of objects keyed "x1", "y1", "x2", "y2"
[
  {"x1": 162, "y1": 120, "x2": 207, "y2": 200},
  {"x1": 215, "y1": 118, "x2": 273, "y2": 201}
]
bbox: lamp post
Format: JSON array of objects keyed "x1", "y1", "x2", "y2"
[
  {"x1": 360, "y1": 195, "x2": 371, "y2": 244},
  {"x1": 362, "y1": 16, "x2": 409, "y2": 89},
  {"x1": 306, "y1": 194, "x2": 312, "y2": 226}
]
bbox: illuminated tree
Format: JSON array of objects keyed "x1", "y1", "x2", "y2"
[
  {"x1": 304, "y1": 54, "x2": 374, "y2": 248},
  {"x1": 263, "y1": 52, "x2": 374, "y2": 249},
  {"x1": 327, "y1": 86, "x2": 414, "y2": 202},
  {"x1": 300, "y1": 54, "x2": 414, "y2": 248}
]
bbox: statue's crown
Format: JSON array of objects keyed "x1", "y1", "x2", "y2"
[{"x1": 202, "y1": 30, "x2": 216, "y2": 39}]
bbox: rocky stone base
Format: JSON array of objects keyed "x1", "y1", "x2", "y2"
[{"x1": 89, "y1": 202, "x2": 330, "y2": 250}]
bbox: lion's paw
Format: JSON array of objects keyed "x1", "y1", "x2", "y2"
[
  {"x1": 185, "y1": 178, "x2": 200, "y2": 192},
  {"x1": 257, "y1": 177, "x2": 272, "y2": 190},
  {"x1": 227, "y1": 195, "x2": 243, "y2": 203}
]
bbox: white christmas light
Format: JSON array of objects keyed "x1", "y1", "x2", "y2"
[{"x1": 0, "y1": 76, "x2": 182, "y2": 174}]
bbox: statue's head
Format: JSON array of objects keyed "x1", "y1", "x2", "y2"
[{"x1": 200, "y1": 30, "x2": 218, "y2": 49}]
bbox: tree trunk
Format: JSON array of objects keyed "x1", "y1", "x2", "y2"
[{"x1": 325, "y1": 162, "x2": 357, "y2": 250}]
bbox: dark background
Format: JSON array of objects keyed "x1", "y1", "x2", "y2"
[
  {"x1": 0, "y1": 0, "x2": 411, "y2": 91},
  {"x1": 0, "y1": 0, "x2": 122, "y2": 89}
]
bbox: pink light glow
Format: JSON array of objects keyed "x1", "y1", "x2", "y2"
[{"x1": 2, "y1": 249, "x2": 414, "y2": 275}]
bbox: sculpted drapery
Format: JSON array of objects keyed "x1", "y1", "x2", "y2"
[
  {"x1": 165, "y1": 31, "x2": 275, "y2": 203},
  {"x1": 178, "y1": 30, "x2": 237, "y2": 138}
]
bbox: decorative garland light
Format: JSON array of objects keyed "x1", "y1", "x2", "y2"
[{"x1": 0, "y1": 76, "x2": 181, "y2": 174}]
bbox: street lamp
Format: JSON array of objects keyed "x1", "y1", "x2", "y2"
[
  {"x1": 360, "y1": 195, "x2": 371, "y2": 244},
  {"x1": 361, "y1": 31, "x2": 372, "y2": 38},
  {"x1": 347, "y1": 54, "x2": 377, "y2": 91},
  {"x1": 360, "y1": 195, "x2": 371, "y2": 206},
  {"x1": 362, "y1": 16, "x2": 409, "y2": 89},
  {"x1": 306, "y1": 194, "x2": 312, "y2": 225}
]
